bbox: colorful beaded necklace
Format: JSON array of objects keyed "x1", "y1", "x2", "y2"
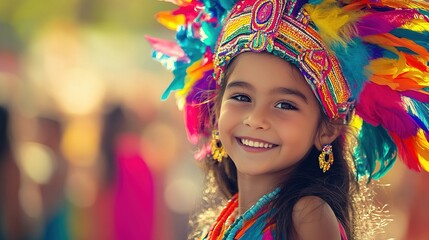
[{"x1": 205, "y1": 188, "x2": 281, "y2": 240}]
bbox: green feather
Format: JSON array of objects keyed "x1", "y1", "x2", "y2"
[{"x1": 354, "y1": 122, "x2": 397, "y2": 181}]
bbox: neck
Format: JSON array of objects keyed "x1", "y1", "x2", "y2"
[{"x1": 236, "y1": 171, "x2": 288, "y2": 215}]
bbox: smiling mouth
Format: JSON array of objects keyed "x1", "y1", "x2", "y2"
[{"x1": 236, "y1": 137, "x2": 278, "y2": 149}]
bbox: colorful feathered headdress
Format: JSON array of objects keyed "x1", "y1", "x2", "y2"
[{"x1": 147, "y1": 0, "x2": 429, "y2": 180}]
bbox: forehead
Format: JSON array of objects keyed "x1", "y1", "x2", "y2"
[{"x1": 225, "y1": 52, "x2": 316, "y2": 98}]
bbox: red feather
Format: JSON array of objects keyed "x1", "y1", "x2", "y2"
[{"x1": 390, "y1": 132, "x2": 421, "y2": 171}]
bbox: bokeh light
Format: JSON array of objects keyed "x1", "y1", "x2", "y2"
[
  {"x1": 141, "y1": 121, "x2": 179, "y2": 172},
  {"x1": 19, "y1": 181, "x2": 43, "y2": 219},
  {"x1": 61, "y1": 117, "x2": 100, "y2": 167},
  {"x1": 16, "y1": 141, "x2": 55, "y2": 184},
  {"x1": 164, "y1": 178, "x2": 200, "y2": 214},
  {"x1": 65, "y1": 168, "x2": 98, "y2": 208}
]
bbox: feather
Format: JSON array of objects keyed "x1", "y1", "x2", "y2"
[
  {"x1": 201, "y1": 22, "x2": 222, "y2": 50},
  {"x1": 156, "y1": 11, "x2": 186, "y2": 30},
  {"x1": 357, "y1": 9, "x2": 419, "y2": 37},
  {"x1": 404, "y1": 97, "x2": 429, "y2": 130},
  {"x1": 194, "y1": 142, "x2": 211, "y2": 160},
  {"x1": 186, "y1": 68, "x2": 216, "y2": 103},
  {"x1": 390, "y1": 29, "x2": 429, "y2": 53},
  {"x1": 343, "y1": 0, "x2": 429, "y2": 10},
  {"x1": 217, "y1": 0, "x2": 237, "y2": 11},
  {"x1": 401, "y1": 90, "x2": 429, "y2": 103},
  {"x1": 402, "y1": 53, "x2": 428, "y2": 72},
  {"x1": 354, "y1": 121, "x2": 397, "y2": 180},
  {"x1": 177, "y1": 57, "x2": 213, "y2": 99},
  {"x1": 162, "y1": 0, "x2": 193, "y2": 5},
  {"x1": 161, "y1": 66, "x2": 187, "y2": 100},
  {"x1": 369, "y1": 73, "x2": 428, "y2": 91},
  {"x1": 363, "y1": 33, "x2": 429, "y2": 57},
  {"x1": 145, "y1": 36, "x2": 189, "y2": 60},
  {"x1": 366, "y1": 51, "x2": 429, "y2": 91},
  {"x1": 416, "y1": 130, "x2": 429, "y2": 171},
  {"x1": 390, "y1": 132, "x2": 421, "y2": 171},
  {"x1": 401, "y1": 18, "x2": 429, "y2": 32},
  {"x1": 356, "y1": 83, "x2": 419, "y2": 138},
  {"x1": 185, "y1": 100, "x2": 214, "y2": 145},
  {"x1": 330, "y1": 39, "x2": 369, "y2": 99},
  {"x1": 309, "y1": 0, "x2": 325, "y2": 5},
  {"x1": 305, "y1": 1, "x2": 361, "y2": 46},
  {"x1": 376, "y1": 0, "x2": 429, "y2": 9},
  {"x1": 185, "y1": 103, "x2": 202, "y2": 144}
]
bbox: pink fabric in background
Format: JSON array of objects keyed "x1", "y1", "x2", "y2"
[{"x1": 115, "y1": 133, "x2": 154, "y2": 240}]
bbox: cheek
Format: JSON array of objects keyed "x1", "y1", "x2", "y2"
[
  {"x1": 280, "y1": 116, "x2": 319, "y2": 147},
  {"x1": 217, "y1": 102, "x2": 241, "y2": 141},
  {"x1": 217, "y1": 103, "x2": 232, "y2": 135}
]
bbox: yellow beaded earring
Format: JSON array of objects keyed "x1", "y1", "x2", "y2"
[
  {"x1": 211, "y1": 130, "x2": 227, "y2": 162},
  {"x1": 319, "y1": 144, "x2": 334, "y2": 173}
]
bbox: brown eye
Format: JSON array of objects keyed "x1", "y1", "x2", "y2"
[
  {"x1": 275, "y1": 102, "x2": 297, "y2": 110},
  {"x1": 232, "y1": 94, "x2": 251, "y2": 102}
]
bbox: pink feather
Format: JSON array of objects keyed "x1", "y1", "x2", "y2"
[
  {"x1": 355, "y1": 82, "x2": 418, "y2": 138},
  {"x1": 357, "y1": 9, "x2": 419, "y2": 37},
  {"x1": 401, "y1": 90, "x2": 429, "y2": 103},
  {"x1": 185, "y1": 103, "x2": 201, "y2": 145},
  {"x1": 145, "y1": 36, "x2": 189, "y2": 61}
]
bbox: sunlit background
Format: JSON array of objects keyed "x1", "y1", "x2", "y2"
[{"x1": 0, "y1": 0, "x2": 428, "y2": 240}]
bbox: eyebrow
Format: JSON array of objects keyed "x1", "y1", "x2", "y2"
[
  {"x1": 272, "y1": 87, "x2": 308, "y2": 103},
  {"x1": 226, "y1": 80, "x2": 253, "y2": 90},
  {"x1": 226, "y1": 80, "x2": 308, "y2": 103}
]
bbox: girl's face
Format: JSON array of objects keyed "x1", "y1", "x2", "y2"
[{"x1": 218, "y1": 52, "x2": 322, "y2": 176}]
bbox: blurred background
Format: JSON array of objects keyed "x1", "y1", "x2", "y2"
[{"x1": 0, "y1": 0, "x2": 427, "y2": 239}]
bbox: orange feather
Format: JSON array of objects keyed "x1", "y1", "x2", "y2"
[{"x1": 364, "y1": 33, "x2": 429, "y2": 58}]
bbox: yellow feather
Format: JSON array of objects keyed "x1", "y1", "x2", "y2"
[
  {"x1": 177, "y1": 59, "x2": 213, "y2": 98},
  {"x1": 349, "y1": 114, "x2": 363, "y2": 130},
  {"x1": 305, "y1": 1, "x2": 363, "y2": 46},
  {"x1": 402, "y1": 19, "x2": 429, "y2": 33},
  {"x1": 380, "y1": 0, "x2": 429, "y2": 9},
  {"x1": 416, "y1": 130, "x2": 429, "y2": 172},
  {"x1": 366, "y1": 58, "x2": 400, "y2": 76},
  {"x1": 174, "y1": 59, "x2": 206, "y2": 110},
  {"x1": 366, "y1": 56, "x2": 429, "y2": 90},
  {"x1": 156, "y1": 11, "x2": 186, "y2": 31}
]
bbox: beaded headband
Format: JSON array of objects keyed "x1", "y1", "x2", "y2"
[
  {"x1": 148, "y1": 0, "x2": 429, "y2": 180},
  {"x1": 214, "y1": 0, "x2": 353, "y2": 122}
]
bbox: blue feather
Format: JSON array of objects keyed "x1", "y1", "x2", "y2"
[
  {"x1": 218, "y1": 0, "x2": 237, "y2": 11},
  {"x1": 354, "y1": 122, "x2": 397, "y2": 180},
  {"x1": 161, "y1": 67, "x2": 187, "y2": 100},
  {"x1": 418, "y1": 9, "x2": 429, "y2": 18},
  {"x1": 201, "y1": 22, "x2": 222, "y2": 51},
  {"x1": 406, "y1": 99, "x2": 429, "y2": 132},
  {"x1": 331, "y1": 39, "x2": 369, "y2": 100},
  {"x1": 390, "y1": 29, "x2": 429, "y2": 53}
]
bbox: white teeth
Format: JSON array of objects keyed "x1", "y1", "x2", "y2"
[{"x1": 240, "y1": 138, "x2": 273, "y2": 148}]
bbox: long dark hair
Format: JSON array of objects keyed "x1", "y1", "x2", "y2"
[{"x1": 199, "y1": 67, "x2": 356, "y2": 239}]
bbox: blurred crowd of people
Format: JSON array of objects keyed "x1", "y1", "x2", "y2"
[{"x1": 0, "y1": 1, "x2": 203, "y2": 238}]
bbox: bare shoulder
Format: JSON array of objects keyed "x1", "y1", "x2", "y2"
[{"x1": 292, "y1": 196, "x2": 341, "y2": 240}]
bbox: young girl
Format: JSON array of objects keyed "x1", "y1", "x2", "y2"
[{"x1": 148, "y1": 0, "x2": 429, "y2": 239}]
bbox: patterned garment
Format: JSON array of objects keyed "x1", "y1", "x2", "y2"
[{"x1": 203, "y1": 192, "x2": 348, "y2": 240}]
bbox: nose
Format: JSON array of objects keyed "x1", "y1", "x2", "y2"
[{"x1": 243, "y1": 104, "x2": 270, "y2": 130}]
